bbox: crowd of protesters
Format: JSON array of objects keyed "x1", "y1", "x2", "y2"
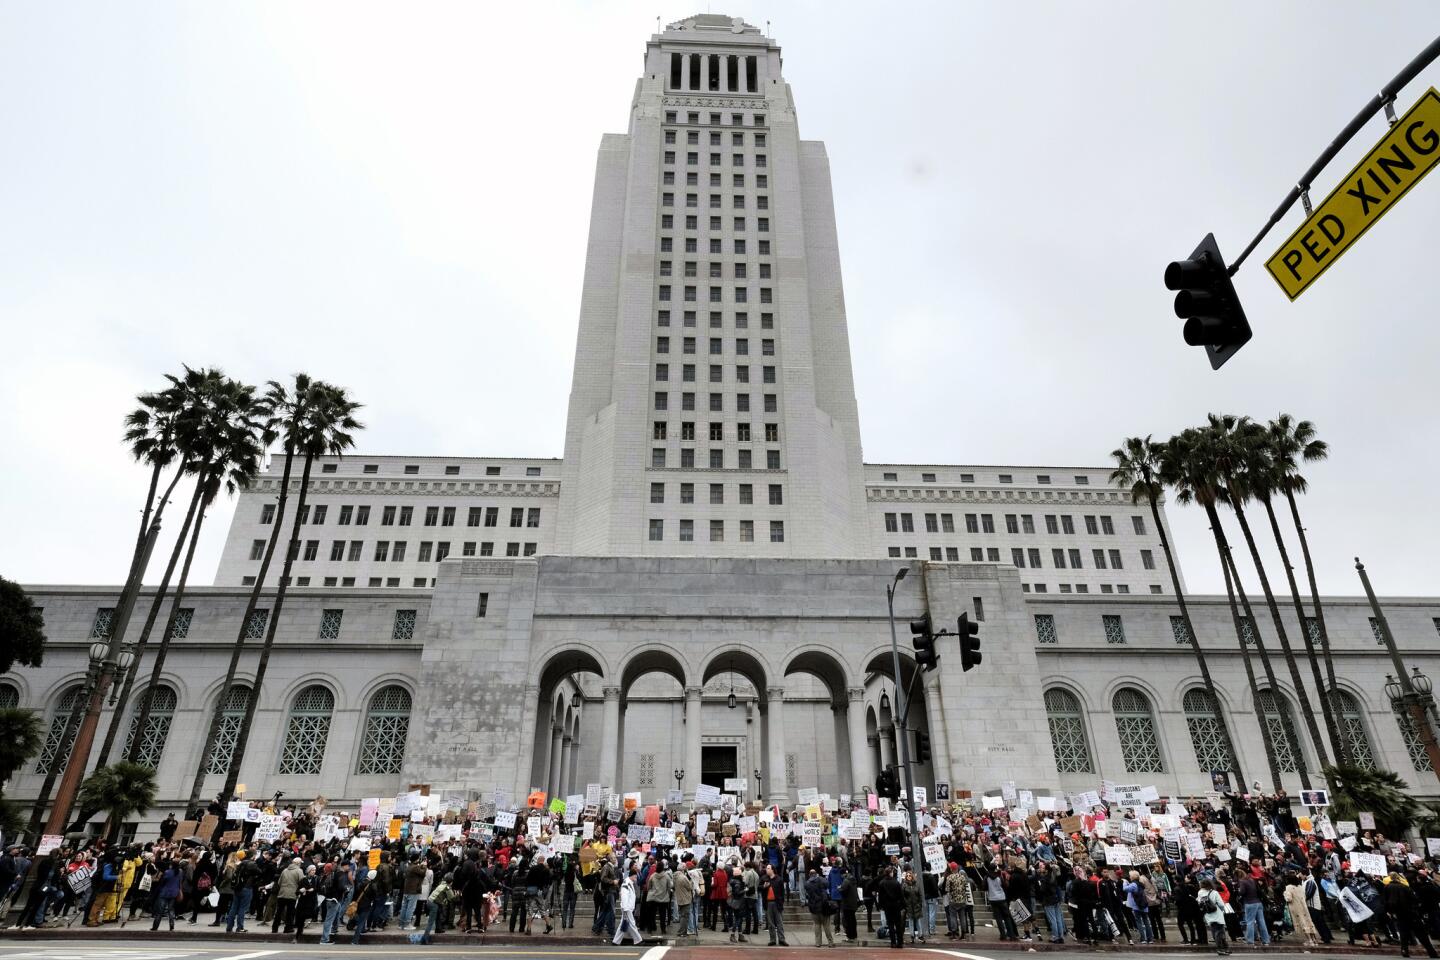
[{"x1": 2, "y1": 784, "x2": 1440, "y2": 955}]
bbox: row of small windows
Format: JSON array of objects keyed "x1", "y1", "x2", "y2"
[
  {"x1": 654, "y1": 392, "x2": 779, "y2": 413},
  {"x1": 259, "y1": 503, "x2": 540, "y2": 529},
  {"x1": 881, "y1": 471, "x2": 1093, "y2": 487},
  {"x1": 649, "y1": 481, "x2": 782, "y2": 505},
  {"x1": 654, "y1": 365, "x2": 774, "y2": 386},
  {"x1": 659, "y1": 238, "x2": 771, "y2": 257},
  {"x1": 1044, "y1": 684, "x2": 1421, "y2": 777},
  {"x1": 657, "y1": 283, "x2": 772, "y2": 302},
  {"x1": 654, "y1": 422, "x2": 780, "y2": 442},
  {"x1": 651, "y1": 448, "x2": 782, "y2": 470},
  {"x1": 335, "y1": 464, "x2": 542, "y2": 477},
  {"x1": 657, "y1": 309, "x2": 772, "y2": 329},
  {"x1": 662, "y1": 172, "x2": 768, "y2": 191},
  {"x1": 656, "y1": 335, "x2": 776, "y2": 353},
  {"x1": 884, "y1": 511, "x2": 1146, "y2": 537},
  {"x1": 660, "y1": 214, "x2": 767, "y2": 233},
  {"x1": 660, "y1": 194, "x2": 770, "y2": 212},
  {"x1": 665, "y1": 129, "x2": 767, "y2": 148},
  {"x1": 663, "y1": 110, "x2": 766, "y2": 127},
  {"x1": 1035, "y1": 612, "x2": 1414, "y2": 648},
  {"x1": 664, "y1": 152, "x2": 768, "y2": 169},
  {"x1": 25, "y1": 681, "x2": 414, "y2": 778},
  {"x1": 1023, "y1": 583, "x2": 1151, "y2": 595},
  {"x1": 648, "y1": 519, "x2": 783, "y2": 543},
  {"x1": 250, "y1": 539, "x2": 538, "y2": 566}
]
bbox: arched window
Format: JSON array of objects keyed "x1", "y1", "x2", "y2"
[
  {"x1": 1397, "y1": 711, "x2": 1435, "y2": 773},
  {"x1": 124, "y1": 684, "x2": 177, "y2": 769},
  {"x1": 356, "y1": 685, "x2": 411, "y2": 775},
  {"x1": 0, "y1": 683, "x2": 18, "y2": 709},
  {"x1": 1256, "y1": 689, "x2": 1303, "y2": 773},
  {"x1": 1044, "y1": 688, "x2": 1093, "y2": 773},
  {"x1": 205, "y1": 685, "x2": 252, "y2": 775},
  {"x1": 35, "y1": 685, "x2": 84, "y2": 774},
  {"x1": 278, "y1": 685, "x2": 333, "y2": 775},
  {"x1": 1183, "y1": 688, "x2": 1232, "y2": 773},
  {"x1": 1113, "y1": 687, "x2": 1164, "y2": 773},
  {"x1": 1333, "y1": 690, "x2": 1375, "y2": 770}
]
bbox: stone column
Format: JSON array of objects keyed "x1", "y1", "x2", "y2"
[
  {"x1": 548, "y1": 724, "x2": 564, "y2": 798},
  {"x1": 568, "y1": 732, "x2": 581, "y2": 796},
  {"x1": 767, "y1": 686, "x2": 788, "y2": 804},
  {"x1": 599, "y1": 686, "x2": 622, "y2": 791},
  {"x1": 879, "y1": 726, "x2": 895, "y2": 768},
  {"x1": 846, "y1": 686, "x2": 869, "y2": 794},
  {"x1": 924, "y1": 675, "x2": 952, "y2": 788},
  {"x1": 682, "y1": 52, "x2": 692, "y2": 91},
  {"x1": 684, "y1": 686, "x2": 704, "y2": 796},
  {"x1": 559, "y1": 734, "x2": 573, "y2": 798}
]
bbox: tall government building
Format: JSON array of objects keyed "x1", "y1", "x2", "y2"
[{"x1": 12, "y1": 16, "x2": 1440, "y2": 832}]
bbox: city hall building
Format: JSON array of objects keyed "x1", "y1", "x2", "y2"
[{"x1": 11, "y1": 16, "x2": 1440, "y2": 830}]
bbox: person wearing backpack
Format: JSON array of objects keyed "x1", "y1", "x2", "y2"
[
  {"x1": 1198, "y1": 878, "x2": 1231, "y2": 956},
  {"x1": 1124, "y1": 870, "x2": 1155, "y2": 944},
  {"x1": 319, "y1": 855, "x2": 356, "y2": 944}
]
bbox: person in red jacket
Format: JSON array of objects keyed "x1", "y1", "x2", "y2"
[{"x1": 709, "y1": 864, "x2": 730, "y2": 934}]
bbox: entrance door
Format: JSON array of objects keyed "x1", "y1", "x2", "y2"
[{"x1": 701, "y1": 745, "x2": 737, "y2": 786}]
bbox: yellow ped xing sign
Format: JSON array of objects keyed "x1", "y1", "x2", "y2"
[{"x1": 1266, "y1": 87, "x2": 1440, "y2": 300}]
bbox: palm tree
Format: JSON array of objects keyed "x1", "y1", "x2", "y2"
[
  {"x1": 1221, "y1": 417, "x2": 1330, "y2": 782},
  {"x1": 0, "y1": 575, "x2": 46, "y2": 674},
  {"x1": 126, "y1": 376, "x2": 265, "y2": 764},
  {"x1": 1192, "y1": 419, "x2": 1313, "y2": 790},
  {"x1": 74, "y1": 762, "x2": 158, "y2": 841},
  {"x1": 1267, "y1": 415, "x2": 1345, "y2": 762},
  {"x1": 1167, "y1": 428, "x2": 1284, "y2": 791},
  {"x1": 186, "y1": 374, "x2": 313, "y2": 813},
  {"x1": 1323, "y1": 764, "x2": 1419, "y2": 838},
  {"x1": 96, "y1": 378, "x2": 198, "y2": 762},
  {"x1": 221, "y1": 378, "x2": 363, "y2": 800},
  {"x1": 0, "y1": 708, "x2": 44, "y2": 794},
  {"x1": 31, "y1": 370, "x2": 222, "y2": 830},
  {"x1": 1112, "y1": 436, "x2": 1245, "y2": 788}
]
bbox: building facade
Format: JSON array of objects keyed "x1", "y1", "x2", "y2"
[{"x1": 10, "y1": 16, "x2": 1440, "y2": 832}]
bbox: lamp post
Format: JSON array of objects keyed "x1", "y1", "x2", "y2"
[
  {"x1": 1360, "y1": 557, "x2": 1440, "y2": 776},
  {"x1": 885, "y1": 565, "x2": 929, "y2": 927},
  {"x1": 43, "y1": 637, "x2": 137, "y2": 834},
  {"x1": 754, "y1": 768, "x2": 763, "y2": 804},
  {"x1": 673, "y1": 768, "x2": 685, "y2": 794}
]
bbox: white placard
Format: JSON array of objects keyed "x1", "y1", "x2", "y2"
[
  {"x1": 982, "y1": 794, "x2": 1005, "y2": 810},
  {"x1": 797, "y1": 787, "x2": 819, "y2": 805},
  {"x1": 1359, "y1": 812, "x2": 1377, "y2": 831},
  {"x1": 1037, "y1": 795, "x2": 1058, "y2": 812},
  {"x1": 494, "y1": 810, "x2": 517, "y2": 829},
  {"x1": 227, "y1": 801, "x2": 249, "y2": 820},
  {"x1": 1349, "y1": 851, "x2": 1387, "y2": 876},
  {"x1": 695, "y1": 784, "x2": 721, "y2": 806},
  {"x1": 724, "y1": 777, "x2": 748, "y2": 793},
  {"x1": 1210, "y1": 823, "x2": 1227, "y2": 844},
  {"x1": 653, "y1": 827, "x2": 677, "y2": 846},
  {"x1": 1427, "y1": 838, "x2": 1440, "y2": 858},
  {"x1": 1336, "y1": 820, "x2": 1358, "y2": 835},
  {"x1": 1105, "y1": 844, "x2": 1133, "y2": 865}
]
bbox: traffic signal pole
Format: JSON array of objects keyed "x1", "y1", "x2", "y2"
[{"x1": 885, "y1": 567, "x2": 930, "y2": 929}]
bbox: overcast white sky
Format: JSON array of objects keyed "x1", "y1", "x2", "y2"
[{"x1": 2, "y1": 1, "x2": 1436, "y2": 599}]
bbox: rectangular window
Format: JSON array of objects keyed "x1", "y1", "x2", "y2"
[
  {"x1": 885, "y1": 512, "x2": 898, "y2": 533},
  {"x1": 374, "y1": 541, "x2": 389, "y2": 562},
  {"x1": 981, "y1": 514, "x2": 995, "y2": 533},
  {"x1": 1093, "y1": 549, "x2": 1107, "y2": 569},
  {"x1": 769, "y1": 520, "x2": 785, "y2": 542},
  {"x1": 1101, "y1": 515, "x2": 1115, "y2": 535},
  {"x1": 311, "y1": 504, "x2": 327, "y2": 525},
  {"x1": 710, "y1": 519, "x2": 725, "y2": 542},
  {"x1": 303, "y1": 539, "x2": 318, "y2": 561},
  {"x1": 740, "y1": 520, "x2": 754, "y2": 542},
  {"x1": 1052, "y1": 548, "x2": 1066, "y2": 568},
  {"x1": 1132, "y1": 515, "x2": 1147, "y2": 535},
  {"x1": 766, "y1": 449, "x2": 780, "y2": 469},
  {"x1": 1141, "y1": 549, "x2": 1155, "y2": 570},
  {"x1": 1069, "y1": 548, "x2": 1083, "y2": 568},
  {"x1": 1109, "y1": 549, "x2": 1123, "y2": 569},
  {"x1": 476, "y1": 592, "x2": 489, "y2": 617},
  {"x1": 260, "y1": 503, "x2": 276, "y2": 524},
  {"x1": 679, "y1": 519, "x2": 694, "y2": 542},
  {"x1": 987, "y1": 547, "x2": 1000, "y2": 562},
  {"x1": 505, "y1": 542, "x2": 519, "y2": 556},
  {"x1": 436, "y1": 542, "x2": 450, "y2": 562},
  {"x1": 1028, "y1": 548, "x2": 1042, "y2": 568},
  {"x1": 484, "y1": 507, "x2": 497, "y2": 527},
  {"x1": 338, "y1": 505, "x2": 353, "y2": 525},
  {"x1": 462, "y1": 542, "x2": 475, "y2": 556},
  {"x1": 1022, "y1": 515, "x2": 1035, "y2": 534},
  {"x1": 392, "y1": 542, "x2": 406, "y2": 562},
  {"x1": 424, "y1": 506, "x2": 438, "y2": 526},
  {"x1": 650, "y1": 483, "x2": 665, "y2": 504},
  {"x1": 900, "y1": 513, "x2": 915, "y2": 533},
  {"x1": 709, "y1": 482, "x2": 724, "y2": 504},
  {"x1": 680, "y1": 448, "x2": 694, "y2": 468},
  {"x1": 649, "y1": 519, "x2": 664, "y2": 541},
  {"x1": 527, "y1": 508, "x2": 541, "y2": 528},
  {"x1": 1061, "y1": 515, "x2": 1075, "y2": 534},
  {"x1": 1075, "y1": 475, "x2": 1090, "y2": 485},
  {"x1": 1011, "y1": 548, "x2": 1025, "y2": 568},
  {"x1": 681, "y1": 483, "x2": 694, "y2": 504},
  {"x1": 1005, "y1": 514, "x2": 1019, "y2": 534},
  {"x1": 418, "y1": 541, "x2": 432, "y2": 562},
  {"x1": 1084, "y1": 515, "x2": 1099, "y2": 535},
  {"x1": 941, "y1": 513, "x2": 955, "y2": 533},
  {"x1": 478, "y1": 542, "x2": 491, "y2": 556},
  {"x1": 930, "y1": 547, "x2": 942, "y2": 561},
  {"x1": 356, "y1": 505, "x2": 372, "y2": 525},
  {"x1": 768, "y1": 484, "x2": 783, "y2": 505},
  {"x1": 946, "y1": 547, "x2": 959, "y2": 561},
  {"x1": 739, "y1": 483, "x2": 753, "y2": 504},
  {"x1": 1035, "y1": 614, "x2": 1058, "y2": 644},
  {"x1": 398, "y1": 506, "x2": 413, "y2": 526},
  {"x1": 970, "y1": 547, "x2": 983, "y2": 561},
  {"x1": 319, "y1": 609, "x2": 344, "y2": 639},
  {"x1": 965, "y1": 513, "x2": 979, "y2": 533},
  {"x1": 347, "y1": 540, "x2": 363, "y2": 562},
  {"x1": 925, "y1": 513, "x2": 939, "y2": 533},
  {"x1": 510, "y1": 507, "x2": 524, "y2": 527},
  {"x1": 1102, "y1": 614, "x2": 1126, "y2": 644},
  {"x1": 467, "y1": 507, "x2": 482, "y2": 526},
  {"x1": 249, "y1": 539, "x2": 266, "y2": 561},
  {"x1": 1045, "y1": 515, "x2": 1059, "y2": 534},
  {"x1": 441, "y1": 506, "x2": 454, "y2": 526},
  {"x1": 330, "y1": 540, "x2": 345, "y2": 561}
]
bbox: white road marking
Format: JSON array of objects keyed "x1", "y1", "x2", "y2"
[
  {"x1": 925, "y1": 948, "x2": 1001, "y2": 960},
  {"x1": 636, "y1": 946, "x2": 670, "y2": 960},
  {"x1": 211, "y1": 952, "x2": 281, "y2": 960},
  {"x1": 0, "y1": 952, "x2": 198, "y2": 960}
]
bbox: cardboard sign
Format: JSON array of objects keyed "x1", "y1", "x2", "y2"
[
  {"x1": 220, "y1": 829, "x2": 243, "y2": 845},
  {"x1": 172, "y1": 820, "x2": 197, "y2": 841},
  {"x1": 1359, "y1": 812, "x2": 1377, "y2": 831}
]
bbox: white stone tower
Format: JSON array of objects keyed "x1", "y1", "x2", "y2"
[{"x1": 554, "y1": 14, "x2": 871, "y2": 558}]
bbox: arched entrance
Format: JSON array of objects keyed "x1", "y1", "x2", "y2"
[
  {"x1": 784, "y1": 649, "x2": 860, "y2": 796},
  {"x1": 531, "y1": 648, "x2": 606, "y2": 802}
]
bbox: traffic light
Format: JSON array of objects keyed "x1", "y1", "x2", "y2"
[
  {"x1": 910, "y1": 612, "x2": 939, "y2": 672},
  {"x1": 877, "y1": 765, "x2": 901, "y2": 801},
  {"x1": 1165, "y1": 232, "x2": 1252, "y2": 370},
  {"x1": 914, "y1": 730, "x2": 931, "y2": 765},
  {"x1": 957, "y1": 612, "x2": 982, "y2": 672}
]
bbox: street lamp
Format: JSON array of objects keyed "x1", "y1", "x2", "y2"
[
  {"x1": 884, "y1": 564, "x2": 929, "y2": 927},
  {"x1": 1413, "y1": 667, "x2": 1433, "y2": 699},
  {"x1": 44, "y1": 636, "x2": 137, "y2": 833},
  {"x1": 727, "y1": 656, "x2": 738, "y2": 709},
  {"x1": 673, "y1": 768, "x2": 685, "y2": 792},
  {"x1": 1361, "y1": 557, "x2": 1440, "y2": 776},
  {"x1": 880, "y1": 689, "x2": 890, "y2": 712}
]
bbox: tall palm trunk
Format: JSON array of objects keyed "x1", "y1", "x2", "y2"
[
  {"x1": 1148, "y1": 493, "x2": 1245, "y2": 788},
  {"x1": 1226, "y1": 496, "x2": 1331, "y2": 778},
  {"x1": 127, "y1": 479, "x2": 213, "y2": 763},
  {"x1": 186, "y1": 444, "x2": 297, "y2": 813},
  {"x1": 1210, "y1": 514, "x2": 1283, "y2": 791},
  {"x1": 1207, "y1": 504, "x2": 1311, "y2": 790},
  {"x1": 27, "y1": 476, "x2": 204, "y2": 836},
  {"x1": 97, "y1": 464, "x2": 193, "y2": 766},
  {"x1": 1262, "y1": 495, "x2": 1347, "y2": 767},
  {"x1": 222, "y1": 454, "x2": 314, "y2": 799},
  {"x1": 1286, "y1": 488, "x2": 1344, "y2": 754}
]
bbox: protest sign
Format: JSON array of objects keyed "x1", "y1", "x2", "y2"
[
  {"x1": 1336, "y1": 820, "x2": 1358, "y2": 835},
  {"x1": 494, "y1": 810, "x2": 517, "y2": 829},
  {"x1": 695, "y1": 784, "x2": 721, "y2": 806},
  {"x1": 1300, "y1": 789, "x2": 1330, "y2": 807},
  {"x1": 724, "y1": 777, "x2": 748, "y2": 794},
  {"x1": 1350, "y1": 852, "x2": 1386, "y2": 876},
  {"x1": 797, "y1": 787, "x2": 819, "y2": 805},
  {"x1": 527, "y1": 815, "x2": 542, "y2": 837},
  {"x1": 1105, "y1": 844, "x2": 1133, "y2": 866},
  {"x1": 226, "y1": 800, "x2": 249, "y2": 820},
  {"x1": 653, "y1": 827, "x2": 677, "y2": 846},
  {"x1": 1428, "y1": 838, "x2": 1440, "y2": 858},
  {"x1": 1359, "y1": 812, "x2": 1377, "y2": 831},
  {"x1": 627, "y1": 824, "x2": 652, "y2": 842},
  {"x1": 37, "y1": 835, "x2": 63, "y2": 855},
  {"x1": 172, "y1": 820, "x2": 197, "y2": 841}
]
